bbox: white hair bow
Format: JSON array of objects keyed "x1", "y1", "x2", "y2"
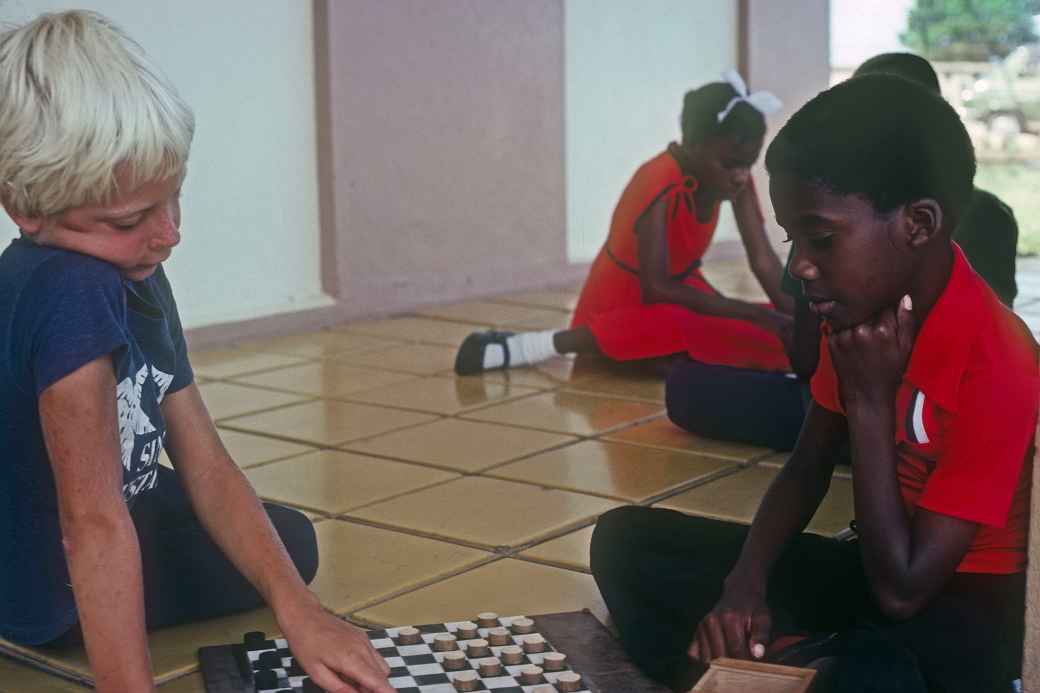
[{"x1": 716, "y1": 69, "x2": 783, "y2": 122}]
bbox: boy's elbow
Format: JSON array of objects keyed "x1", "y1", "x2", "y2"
[
  {"x1": 873, "y1": 585, "x2": 927, "y2": 622},
  {"x1": 60, "y1": 505, "x2": 135, "y2": 553}
]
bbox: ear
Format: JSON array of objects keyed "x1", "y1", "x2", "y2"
[
  {"x1": 901, "y1": 198, "x2": 943, "y2": 250},
  {"x1": 4, "y1": 208, "x2": 44, "y2": 235}
]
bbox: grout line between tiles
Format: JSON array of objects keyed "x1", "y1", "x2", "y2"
[
  {"x1": 334, "y1": 432, "x2": 583, "y2": 477},
  {"x1": 331, "y1": 554, "x2": 506, "y2": 619},
  {"x1": 634, "y1": 464, "x2": 749, "y2": 506},
  {"x1": 217, "y1": 410, "x2": 450, "y2": 449},
  {"x1": 325, "y1": 515, "x2": 510, "y2": 553},
  {"x1": 209, "y1": 395, "x2": 320, "y2": 424},
  {"x1": 456, "y1": 405, "x2": 665, "y2": 440},
  {"x1": 191, "y1": 354, "x2": 322, "y2": 380},
  {"x1": 511, "y1": 554, "x2": 591, "y2": 575},
  {"x1": 219, "y1": 372, "x2": 425, "y2": 400}
]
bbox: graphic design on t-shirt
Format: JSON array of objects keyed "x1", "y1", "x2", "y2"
[
  {"x1": 116, "y1": 363, "x2": 173, "y2": 501},
  {"x1": 905, "y1": 389, "x2": 930, "y2": 445}
]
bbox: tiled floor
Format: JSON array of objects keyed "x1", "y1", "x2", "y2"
[{"x1": 7, "y1": 257, "x2": 1040, "y2": 690}]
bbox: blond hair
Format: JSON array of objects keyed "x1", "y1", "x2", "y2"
[{"x1": 0, "y1": 10, "x2": 194, "y2": 218}]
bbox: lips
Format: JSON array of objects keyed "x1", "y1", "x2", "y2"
[{"x1": 806, "y1": 296, "x2": 837, "y2": 317}]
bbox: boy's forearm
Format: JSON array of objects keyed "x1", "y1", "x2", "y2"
[
  {"x1": 179, "y1": 458, "x2": 317, "y2": 618},
  {"x1": 727, "y1": 461, "x2": 832, "y2": 590},
  {"x1": 63, "y1": 512, "x2": 154, "y2": 693},
  {"x1": 844, "y1": 403, "x2": 917, "y2": 603}
]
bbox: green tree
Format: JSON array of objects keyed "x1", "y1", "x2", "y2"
[{"x1": 901, "y1": 0, "x2": 1039, "y2": 61}]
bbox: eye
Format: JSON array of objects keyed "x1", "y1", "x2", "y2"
[
  {"x1": 110, "y1": 218, "x2": 142, "y2": 231},
  {"x1": 807, "y1": 234, "x2": 833, "y2": 250}
]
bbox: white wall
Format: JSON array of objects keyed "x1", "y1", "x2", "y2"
[
  {"x1": 0, "y1": 0, "x2": 327, "y2": 329},
  {"x1": 565, "y1": 1, "x2": 739, "y2": 263}
]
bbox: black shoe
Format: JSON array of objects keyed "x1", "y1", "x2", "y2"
[{"x1": 454, "y1": 330, "x2": 515, "y2": 375}]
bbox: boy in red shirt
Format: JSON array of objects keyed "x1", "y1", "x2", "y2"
[{"x1": 591, "y1": 74, "x2": 1037, "y2": 692}]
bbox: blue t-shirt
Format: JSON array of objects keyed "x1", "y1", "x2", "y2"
[{"x1": 0, "y1": 237, "x2": 193, "y2": 645}]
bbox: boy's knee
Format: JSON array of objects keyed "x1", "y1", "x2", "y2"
[
  {"x1": 591, "y1": 506, "x2": 655, "y2": 577},
  {"x1": 264, "y1": 503, "x2": 319, "y2": 584}
]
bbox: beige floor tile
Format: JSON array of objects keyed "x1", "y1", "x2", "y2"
[
  {"x1": 0, "y1": 654, "x2": 86, "y2": 691},
  {"x1": 162, "y1": 429, "x2": 315, "y2": 470},
  {"x1": 158, "y1": 672, "x2": 205, "y2": 691},
  {"x1": 343, "y1": 418, "x2": 577, "y2": 473},
  {"x1": 344, "y1": 376, "x2": 540, "y2": 415},
  {"x1": 1, "y1": 608, "x2": 279, "y2": 687},
  {"x1": 233, "y1": 330, "x2": 401, "y2": 359},
  {"x1": 189, "y1": 349, "x2": 309, "y2": 379},
  {"x1": 244, "y1": 450, "x2": 457, "y2": 514},
  {"x1": 654, "y1": 465, "x2": 854, "y2": 536},
  {"x1": 348, "y1": 477, "x2": 619, "y2": 548},
  {"x1": 488, "y1": 441, "x2": 738, "y2": 502},
  {"x1": 604, "y1": 417, "x2": 771, "y2": 462},
  {"x1": 520, "y1": 526, "x2": 595, "y2": 572},
  {"x1": 563, "y1": 371, "x2": 666, "y2": 403},
  {"x1": 230, "y1": 361, "x2": 419, "y2": 398},
  {"x1": 415, "y1": 301, "x2": 562, "y2": 327},
  {"x1": 489, "y1": 289, "x2": 580, "y2": 312},
  {"x1": 308, "y1": 520, "x2": 492, "y2": 614},
  {"x1": 334, "y1": 343, "x2": 458, "y2": 375},
  {"x1": 759, "y1": 452, "x2": 852, "y2": 479},
  {"x1": 461, "y1": 391, "x2": 662, "y2": 436},
  {"x1": 339, "y1": 317, "x2": 492, "y2": 346},
  {"x1": 355, "y1": 559, "x2": 608, "y2": 629},
  {"x1": 197, "y1": 381, "x2": 312, "y2": 421},
  {"x1": 147, "y1": 608, "x2": 281, "y2": 684},
  {"x1": 221, "y1": 400, "x2": 437, "y2": 446}
]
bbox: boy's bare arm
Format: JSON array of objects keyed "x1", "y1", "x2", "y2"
[
  {"x1": 690, "y1": 402, "x2": 846, "y2": 662},
  {"x1": 39, "y1": 357, "x2": 155, "y2": 693},
  {"x1": 828, "y1": 300, "x2": 976, "y2": 620},
  {"x1": 161, "y1": 385, "x2": 393, "y2": 692}
]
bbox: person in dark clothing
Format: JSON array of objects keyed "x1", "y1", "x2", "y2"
[{"x1": 593, "y1": 74, "x2": 1037, "y2": 693}]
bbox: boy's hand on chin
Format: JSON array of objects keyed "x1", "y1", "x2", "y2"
[{"x1": 828, "y1": 295, "x2": 917, "y2": 409}]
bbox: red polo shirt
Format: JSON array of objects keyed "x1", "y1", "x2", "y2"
[{"x1": 811, "y1": 244, "x2": 1038, "y2": 574}]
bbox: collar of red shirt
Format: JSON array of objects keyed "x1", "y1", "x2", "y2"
[{"x1": 902, "y1": 242, "x2": 989, "y2": 413}]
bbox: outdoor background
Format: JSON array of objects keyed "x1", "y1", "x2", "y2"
[{"x1": 832, "y1": 0, "x2": 1040, "y2": 255}]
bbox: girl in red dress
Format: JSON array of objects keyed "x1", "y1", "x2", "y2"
[{"x1": 455, "y1": 72, "x2": 793, "y2": 375}]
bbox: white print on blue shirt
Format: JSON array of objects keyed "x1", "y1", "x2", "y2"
[{"x1": 116, "y1": 363, "x2": 173, "y2": 502}]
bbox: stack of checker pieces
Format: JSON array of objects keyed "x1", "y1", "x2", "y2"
[{"x1": 238, "y1": 612, "x2": 589, "y2": 692}]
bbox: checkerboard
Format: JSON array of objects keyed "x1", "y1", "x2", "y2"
[{"x1": 239, "y1": 615, "x2": 591, "y2": 692}]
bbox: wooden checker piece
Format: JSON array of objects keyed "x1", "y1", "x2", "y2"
[{"x1": 486, "y1": 626, "x2": 512, "y2": 646}]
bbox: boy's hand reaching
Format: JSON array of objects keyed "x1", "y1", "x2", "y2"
[
  {"x1": 279, "y1": 601, "x2": 393, "y2": 693},
  {"x1": 688, "y1": 581, "x2": 771, "y2": 663},
  {"x1": 828, "y1": 295, "x2": 917, "y2": 409}
]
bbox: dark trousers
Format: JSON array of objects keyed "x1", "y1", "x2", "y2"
[
  {"x1": 591, "y1": 507, "x2": 1025, "y2": 693},
  {"x1": 48, "y1": 465, "x2": 318, "y2": 644},
  {"x1": 665, "y1": 359, "x2": 807, "y2": 451}
]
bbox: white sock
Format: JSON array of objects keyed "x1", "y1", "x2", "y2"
[{"x1": 482, "y1": 330, "x2": 560, "y2": 369}]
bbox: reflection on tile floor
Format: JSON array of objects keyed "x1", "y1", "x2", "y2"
[{"x1": 11, "y1": 281, "x2": 867, "y2": 689}]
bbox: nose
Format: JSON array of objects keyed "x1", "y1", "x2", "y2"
[
  {"x1": 149, "y1": 202, "x2": 181, "y2": 250},
  {"x1": 731, "y1": 168, "x2": 751, "y2": 190},
  {"x1": 788, "y1": 240, "x2": 819, "y2": 282}
]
